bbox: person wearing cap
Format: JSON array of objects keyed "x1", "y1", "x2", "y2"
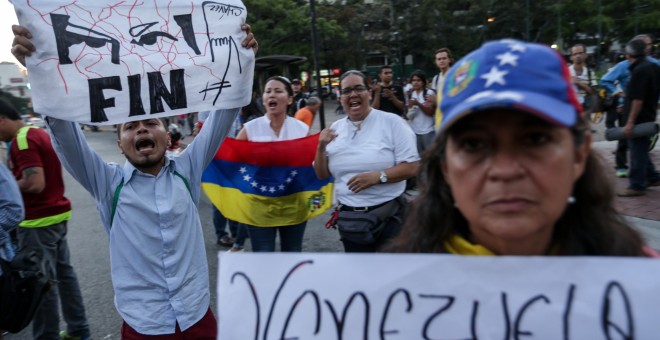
[
  {"x1": 314, "y1": 70, "x2": 419, "y2": 253},
  {"x1": 291, "y1": 78, "x2": 308, "y2": 114},
  {"x1": 617, "y1": 38, "x2": 660, "y2": 197},
  {"x1": 386, "y1": 39, "x2": 652, "y2": 257}
]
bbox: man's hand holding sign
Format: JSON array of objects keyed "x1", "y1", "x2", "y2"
[{"x1": 11, "y1": 0, "x2": 257, "y2": 337}]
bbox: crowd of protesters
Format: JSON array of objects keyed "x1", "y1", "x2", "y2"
[{"x1": 2, "y1": 13, "x2": 659, "y2": 339}]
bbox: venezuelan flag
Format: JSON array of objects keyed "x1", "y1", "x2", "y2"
[{"x1": 202, "y1": 134, "x2": 333, "y2": 227}]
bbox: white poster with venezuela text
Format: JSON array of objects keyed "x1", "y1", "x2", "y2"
[{"x1": 218, "y1": 253, "x2": 660, "y2": 339}]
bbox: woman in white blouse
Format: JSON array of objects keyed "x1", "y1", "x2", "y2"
[
  {"x1": 236, "y1": 76, "x2": 310, "y2": 252},
  {"x1": 314, "y1": 70, "x2": 419, "y2": 252}
]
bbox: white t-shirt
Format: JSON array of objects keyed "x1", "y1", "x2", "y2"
[
  {"x1": 431, "y1": 70, "x2": 448, "y2": 91},
  {"x1": 325, "y1": 109, "x2": 419, "y2": 207},
  {"x1": 568, "y1": 65, "x2": 597, "y2": 105},
  {"x1": 408, "y1": 89, "x2": 435, "y2": 135},
  {"x1": 244, "y1": 115, "x2": 309, "y2": 142}
]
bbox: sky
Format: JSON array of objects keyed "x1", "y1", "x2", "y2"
[{"x1": 0, "y1": 1, "x2": 19, "y2": 64}]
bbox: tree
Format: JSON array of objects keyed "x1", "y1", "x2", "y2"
[{"x1": 244, "y1": 0, "x2": 346, "y2": 69}]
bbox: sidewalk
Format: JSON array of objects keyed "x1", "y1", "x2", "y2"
[
  {"x1": 592, "y1": 139, "x2": 660, "y2": 248},
  {"x1": 593, "y1": 140, "x2": 660, "y2": 221}
]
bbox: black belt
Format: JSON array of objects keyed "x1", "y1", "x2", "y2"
[{"x1": 339, "y1": 200, "x2": 389, "y2": 212}]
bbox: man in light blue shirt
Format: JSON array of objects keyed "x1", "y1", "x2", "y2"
[
  {"x1": 600, "y1": 34, "x2": 659, "y2": 177},
  {"x1": 11, "y1": 24, "x2": 257, "y2": 338},
  {"x1": 0, "y1": 162, "x2": 24, "y2": 273}
]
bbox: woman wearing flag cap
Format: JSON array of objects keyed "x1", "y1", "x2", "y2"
[{"x1": 386, "y1": 40, "x2": 653, "y2": 256}]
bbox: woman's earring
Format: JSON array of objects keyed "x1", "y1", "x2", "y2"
[{"x1": 567, "y1": 196, "x2": 576, "y2": 204}]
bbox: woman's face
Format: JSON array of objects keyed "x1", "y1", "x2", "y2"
[
  {"x1": 340, "y1": 74, "x2": 371, "y2": 120},
  {"x1": 262, "y1": 79, "x2": 293, "y2": 116},
  {"x1": 441, "y1": 110, "x2": 590, "y2": 255}
]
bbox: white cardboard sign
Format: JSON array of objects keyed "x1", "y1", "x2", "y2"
[
  {"x1": 218, "y1": 253, "x2": 660, "y2": 339},
  {"x1": 12, "y1": 0, "x2": 254, "y2": 124}
]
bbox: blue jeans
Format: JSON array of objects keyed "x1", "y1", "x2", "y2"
[
  {"x1": 246, "y1": 222, "x2": 307, "y2": 252},
  {"x1": 628, "y1": 135, "x2": 660, "y2": 191},
  {"x1": 212, "y1": 206, "x2": 238, "y2": 239},
  {"x1": 17, "y1": 221, "x2": 90, "y2": 340}
]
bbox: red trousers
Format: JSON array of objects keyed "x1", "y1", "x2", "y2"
[{"x1": 120, "y1": 308, "x2": 216, "y2": 339}]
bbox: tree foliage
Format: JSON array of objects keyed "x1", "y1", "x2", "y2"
[{"x1": 244, "y1": 0, "x2": 660, "y2": 75}]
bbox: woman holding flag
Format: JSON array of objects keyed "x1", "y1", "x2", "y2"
[
  {"x1": 234, "y1": 76, "x2": 310, "y2": 252},
  {"x1": 314, "y1": 70, "x2": 420, "y2": 252}
]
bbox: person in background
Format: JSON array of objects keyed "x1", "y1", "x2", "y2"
[
  {"x1": 600, "y1": 34, "x2": 659, "y2": 178},
  {"x1": 314, "y1": 70, "x2": 419, "y2": 252},
  {"x1": 294, "y1": 96, "x2": 321, "y2": 128},
  {"x1": 186, "y1": 112, "x2": 196, "y2": 136},
  {"x1": 291, "y1": 78, "x2": 308, "y2": 114},
  {"x1": 372, "y1": 65, "x2": 406, "y2": 117},
  {"x1": 431, "y1": 47, "x2": 453, "y2": 92},
  {"x1": 568, "y1": 43, "x2": 598, "y2": 115},
  {"x1": 429, "y1": 48, "x2": 454, "y2": 129},
  {"x1": 235, "y1": 76, "x2": 310, "y2": 252},
  {"x1": 0, "y1": 161, "x2": 24, "y2": 270},
  {"x1": 617, "y1": 38, "x2": 660, "y2": 197},
  {"x1": 386, "y1": 39, "x2": 653, "y2": 257},
  {"x1": 0, "y1": 97, "x2": 91, "y2": 340},
  {"x1": 406, "y1": 70, "x2": 437, "y2": 155},
  {"x1": 166, "y1": 123, "x2": 185, "y2": 156},
  {"x1": 11, "y1": 23, "x2": 257, "y2": 338},
  {"x1": 0, "y1": 161, "x2": 23, "y2": 339}
]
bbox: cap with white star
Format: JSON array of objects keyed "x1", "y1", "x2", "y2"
[{"x1": 438, "y1": 39, "x2": 583, "y2": 135}]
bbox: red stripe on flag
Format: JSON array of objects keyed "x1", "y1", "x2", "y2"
[{"x1": 214, "y1": 133, "x2": 320, "y2": 167}]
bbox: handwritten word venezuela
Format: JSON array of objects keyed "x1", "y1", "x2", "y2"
[{"x1": 219, "y1": 256, "x2": 660, "y2": 339}]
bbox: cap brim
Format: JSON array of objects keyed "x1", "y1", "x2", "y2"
[{"x1": 438, "y1": 90, "x2": 578, "y2": 135}]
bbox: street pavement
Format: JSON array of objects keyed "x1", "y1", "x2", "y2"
[{"x1": 6, "y1": 100, "x2": 660, "y2": 339}]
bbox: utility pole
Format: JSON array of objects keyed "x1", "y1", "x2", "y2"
[
  {"x1": 597, "y1": 0, "x2": 602, "y2": 69},
  {"x1": 556, "y1": 0, "x2": 561, "y2": 52},
  {"x1": 526, "y1": 0, "x2": 530, "y2": 41}
]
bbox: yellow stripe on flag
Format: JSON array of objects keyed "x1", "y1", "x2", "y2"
[{"x1": 202, "y1": 182, "x2": 334, "y2": 227}]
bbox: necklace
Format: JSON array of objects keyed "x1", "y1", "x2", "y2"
[{"x1": 348, "y1": 119, "x2": 363, "y2": 139}]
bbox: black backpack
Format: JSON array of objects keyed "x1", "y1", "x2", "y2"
[{"x1": 0, "y1": 248, "x2": 54, "y2": 333}]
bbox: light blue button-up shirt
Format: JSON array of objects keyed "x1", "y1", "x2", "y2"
[
  {"x1": 46, "y1": 109, "x2": 238, "y2": 334},
  {"x1": 600, "y1": 56, "x2": 659, "y2": 103},
  {"x1": 0, "y1": 162, "x2": 23, "y2": 274}
]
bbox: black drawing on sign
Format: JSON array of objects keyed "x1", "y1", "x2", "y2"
[
  {"x1": 198, "y1": 36, "x2": 242, "y2": 105},
  {"x1": 129, "y1": 22, "x2": 178, "y2": 47},
  {"x1": 202, "y1": 1, "x2": 245, "y2": 62},
  {"x1": 51, "y1": 13, "x2": 120, "y2": 65},
  {"x1": 173, "y1": 14, "x2": 201, "y2": 55}
]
